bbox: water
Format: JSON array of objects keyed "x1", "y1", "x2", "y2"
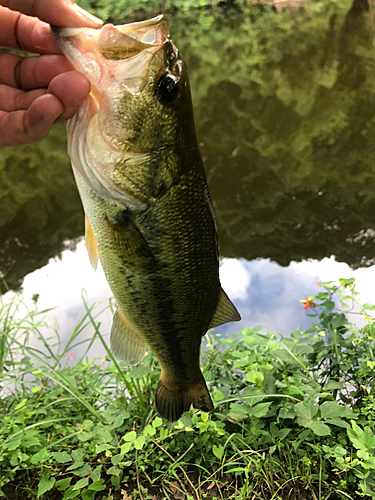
[{"x1": 1, "y1": 0, "x2": 375, "y2": 344}]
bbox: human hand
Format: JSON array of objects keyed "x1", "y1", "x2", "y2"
[{"x1": 0, "y1": 0, "x2": 103, "y2": 146}]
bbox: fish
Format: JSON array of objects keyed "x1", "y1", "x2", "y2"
[{"x1": 53, "y1": 15, "x2": 240, "y2": 422}]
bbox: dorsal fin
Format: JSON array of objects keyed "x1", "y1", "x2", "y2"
[
  {"x1": 85, "y1": 214, "x2": 99, "y2": 271},
  {"x1": 110, "y1": 307, "x2": 147, "y2": 366},
  {"x1": 208, "y1": 288, "x2": 241, "y2": 329}
]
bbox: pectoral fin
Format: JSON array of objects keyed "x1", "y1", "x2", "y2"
[
  {"x1": 85, "y1": 214, "x2": 99, "y2": 271},
  {"x1": 105, "y1": 210, "x2": 156, "y2": 270},
  {"x1": 110, "y1": 307, "x2": 147, "y2": 366},
  {"x1": 208, "y1": 288, "x2": 241, "y2": 329}
]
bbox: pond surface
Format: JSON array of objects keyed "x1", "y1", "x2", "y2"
[{"x1": 1, "y1": 0, "x2": 375, "y2": 343}]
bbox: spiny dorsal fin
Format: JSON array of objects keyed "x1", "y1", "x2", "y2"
[
  {"x1": 85, "y1": 214, "x2": 99, "y2": 271},
  {"x1": 110, "y1": 307, "x2": 147, "y2": 366},
  {"x1": 208, "y1": 287, "x2": 241, "y2": 329}
]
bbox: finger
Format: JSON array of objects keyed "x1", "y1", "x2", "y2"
[
  {"x1": 0, "y1": 53, "x2": 74, "y2": 89},
  {"x1": 0, "y1": 93, "x2": 63, "y2": 146},
  {"x1": 47, "y1": 71, "x2": 90, "y2": 122},
  {"x1": 0, "y1": 84, "x2": 46, "y2": 111},
  {"x1": 1, "y1": 1, "x2": 102, "y2": 28},
  {"x1": 0, "y1": 6, "x2": 60, "y2": 53}
]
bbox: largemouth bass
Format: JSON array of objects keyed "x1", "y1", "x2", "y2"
[{"x1": 53, "y1": 15, "x2": 240, "y2": 422}]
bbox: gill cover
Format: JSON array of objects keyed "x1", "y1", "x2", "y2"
[{"x1": 53, "y1": 17, "x2": 171, "y2": 209}]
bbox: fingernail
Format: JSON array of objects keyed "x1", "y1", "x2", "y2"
[
  {"x1": 73, "y1": 4, "x2": 103, "y2": 28},
  {"x1": 34, "y1": 45, "x2": 59, "y2": 55},
  {"x1": 53, "y1": 110, "x2": 63, "y2": 121}
]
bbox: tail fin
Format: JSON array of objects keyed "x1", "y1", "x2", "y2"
[{"x1": 155, "y1": 372, "x2": 214, "y2": 422}]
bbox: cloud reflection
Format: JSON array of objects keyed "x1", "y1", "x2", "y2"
[
  {"x1": 9, "y1": 241, "x2": 375, "y2": 356},
  {"x1": 218, "y1": 258, "x2": 321, "y2": 338}
]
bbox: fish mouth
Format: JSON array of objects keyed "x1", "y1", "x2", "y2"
[
  {"x1": 53, "y1": 16, "x2": 170, "y2": 208},
  {"x1": 52, "y1": 16, "x2": 170, "y2": 98}
]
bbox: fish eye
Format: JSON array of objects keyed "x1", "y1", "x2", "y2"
[{"x1": 156, "y1": 74, "x2": 179, "y2": 104}]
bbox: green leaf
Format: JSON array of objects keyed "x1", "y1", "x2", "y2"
[
  {"x1": 123, "y1": 430, "x2": 136, "y2": 442},
  {"x1": 320, "y1": 401, "x2": 348, "y2": 419},
  {"x1": 306, "y1": 421, "x2": 331, "y2": 436},
  {"x1": 71, "y1": 449, "x2": 85, "y2": 462},
  {"x1": 14, "y1": 399, "x2": 27, "y2": 411},
  {"x1": 134, "y1": 436, "x2": 145, "y2": 450},
  {"x1": 67, "y1": 463, "x2": 92, "y2": 477},
  {"x1": 51, "y1": 451, "x2": 71, "y2": 464},
  {"x1": 294, "y1": 345, "x2": 314, "y2": 355},
  {"x1": 278, "y1": 428, "x2": 291, "y2": 440},
  {"x1": 228, "y1": 403, "x2": 249, "y2": 421},
  {"x1": 4, "y1": 437, "x2": 22, "y2": 451},
  {"x1": 24, "y1": 435, "x2": 41, "y2": 448},
  {"x1": 128, "y1": 365, "x2": 151, "y2": 379},
  {"x1": 37, "y1": 475, "x2": 55, "y2": 498},
  {"x1": 339, "y1": 278, "x2": 355, "y2": 287},
  {"x1": 241, "y1": 387, "x2": 266, "y2": 405},
  {"x1": 111, "y1": 453, "x2": 124, "y2": 465},
  {"x1": 348, "y1": 421, "x2": 367, "y2": 451},
  {"x1": 30, "y1": 448, "x2": 51, "y2": 464},
  {"x1": 90, "y1": 465, "x2": 102, "y2": 483},
  {"x1": 251, "y1": 402, "x2": 271, "y2": 418},
  {"x1": 81, "y1": 490, "x2": 96, "y2": 500},
  {"x1": 364, "y1": 427, "x2": 375, "y2": 449},
  {"x1": 111, "y1": 415, "x2": 124, "y2": 429},
  {"x1": 96, "y1": 427, "x2": 113, "y2": 443},
  {"x1": 213, "y1": 389, "x2": 224, "y2": 401},
  {"x1": 324, "y1": 380, "x2": 343, "y2": 391},
  {"x1": 246, "y1": 370, "x2": 264, "y2": 385},
  {"x1": 330, "y1": 313, "x2": 346, "y2": 329},
  {"x1": 212, "y1": 444, "x2": 224, "y2": 460},
  {"x1": 95, "y1": 443, "x2": 112, "y2": 453},
  {"x1": 319, "y1": 281, "x2": 336, "y2": 290},
  {"x1": 73, "y1": 478, "x2": 89, "y2": 491},
  {"x1": 363, "y1": 303, "x2": 375, "y2": 311},
  {"x1": 120, "y1": 442, "x2": 132, "y2": 454},
  {"x1": 201, "y1": 412, "x2": 209, "y2": 423},
  {"x1": 144, "y1": 424, "x2": 156, "y2": 437},
  {"x1": 152, "y1": 417, "x2": 163, "y2": 428},
  {"x1": 62, "y1": 486, "x2": 81, "y2": 499},
  {"x1": 55, "y1": 478, "x2": 72, "y2": 491},
  {"x1": 107, "y1": 466, "x2": 121, "y2": 476},
  {"x1": 87, "y1": 479, "x2": 106, "y2": 492},
  {"x1": 77, "y1": 431, "x2": 92, "y2": 442},
  {"x1": 322, "y1": 299, "x2": 335, "y2": 312},
  {"x1": 325, "y1": 418, "x2": 350, "y2": 429},
  {"x1": 66, "y1": 461, "x2": 84, "y2": 471},
  {"x1": 295, "y1": 400, "x2": 318, "y2": 420},
  {"x1": 273, "y1": 349, "x2": 295, "y2": 363}
]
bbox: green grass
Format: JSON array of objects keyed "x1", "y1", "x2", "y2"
[{"x1": 1, "y1": 278, "x2": 375, "y2": 499}]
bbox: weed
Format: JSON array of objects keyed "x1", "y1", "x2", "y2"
[{"x1": 1, "y1": 279, "x2": 375, "y2": 499}]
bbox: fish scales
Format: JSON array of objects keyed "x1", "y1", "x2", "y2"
[
  {"x1": 53, "y1": 15, "x2": 240, "y2": 421},
  {"x1": 78, "y1": 160, "x2": 218, "y2": 378}
]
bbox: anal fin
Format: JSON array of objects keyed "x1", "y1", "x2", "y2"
[
  {"x1": 208, "y1": 287, "x2": 241, "y2": 329},
  {"x1": 85, "y1": 214, "x2": 99, "y2": 271},
  {"x1": 110, "y1": 307, "x2": 147, "y2": 366}
]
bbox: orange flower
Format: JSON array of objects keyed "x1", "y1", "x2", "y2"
[
  {"x1": 301, "y1": 296, "x2": 316, "y2": 310},
  {"x1": 68, "y1": 351, "x2": 74, "y2": 356}
]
